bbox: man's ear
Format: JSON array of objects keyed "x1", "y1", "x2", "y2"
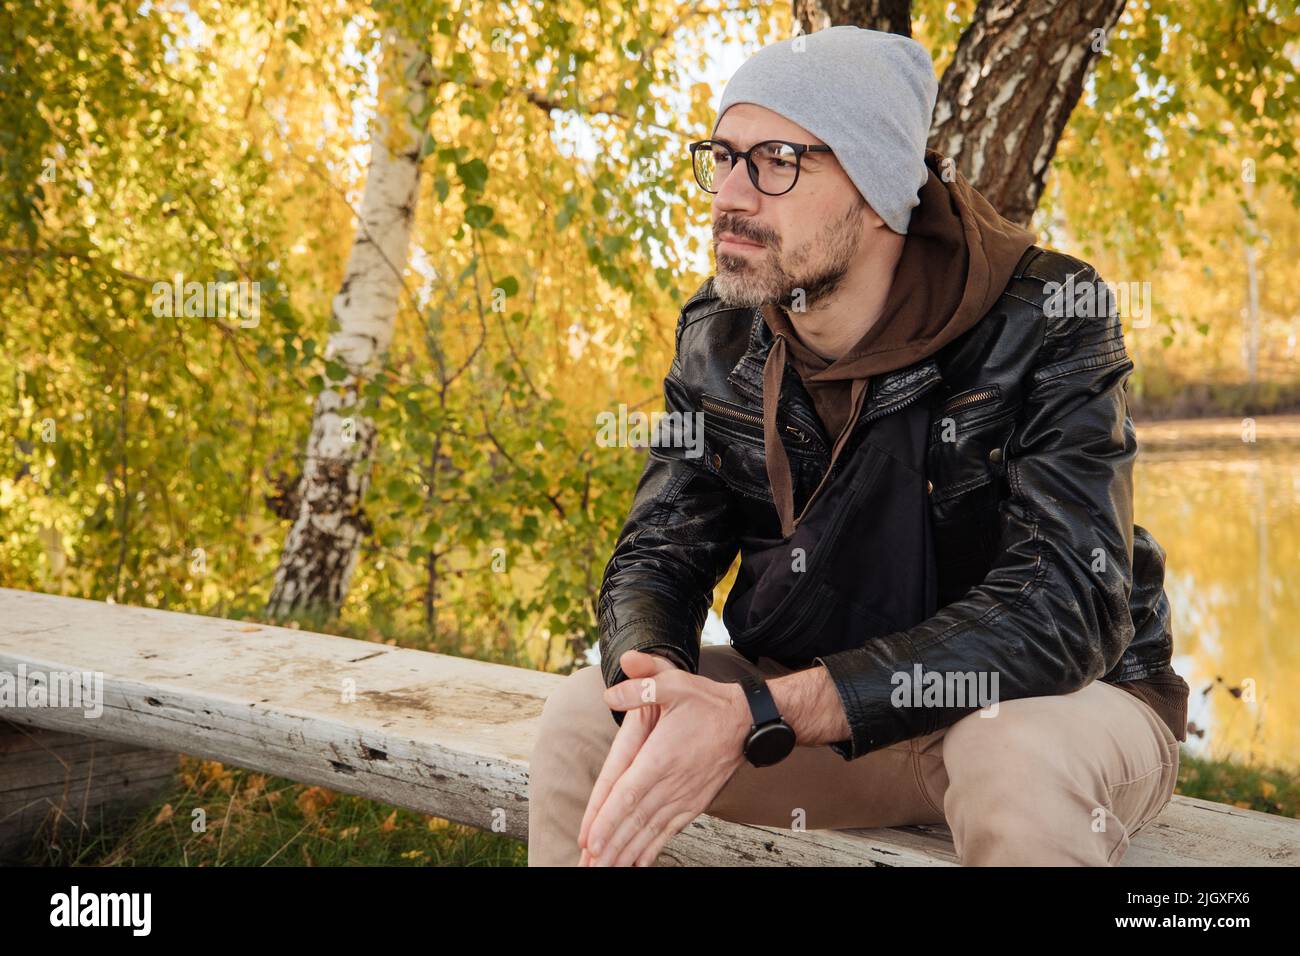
[{"x1": 858, "y1": 193, "x2": 888, "y2": 231}]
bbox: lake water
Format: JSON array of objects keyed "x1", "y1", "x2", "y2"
[{"x1": 1134, "y1": 414, "x2": 1299, "y2": 767}]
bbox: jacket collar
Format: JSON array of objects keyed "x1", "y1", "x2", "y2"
[{"x1": 725, "y1": 307, "x2": 944, "y2": 418}]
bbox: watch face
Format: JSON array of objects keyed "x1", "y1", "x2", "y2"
[{"x1": 745, "y1": 722, "x2": 797, "y2": 766}]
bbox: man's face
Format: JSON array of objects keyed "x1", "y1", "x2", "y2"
[{"x1": 708, "y1": 103, "x2": 881, "y2": 311}]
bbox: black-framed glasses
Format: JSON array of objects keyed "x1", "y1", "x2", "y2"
[{"x1": 689, "y1": 139, "x2": 833, "y2": 196}]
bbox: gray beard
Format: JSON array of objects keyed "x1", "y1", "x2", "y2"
[
  {"x1": 711, "y1": 200, "x2": 864, "y2": 312},
  {"x1": 713, "y1": 250, "x2": 853, "y2": 312}
]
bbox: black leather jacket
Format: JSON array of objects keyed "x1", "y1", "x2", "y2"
[{"x1": 597, "y1": 245, "x2": 1175, "y2": 759}]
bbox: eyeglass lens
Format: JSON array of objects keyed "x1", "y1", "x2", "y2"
[{"x1": 694, "y1": 141, "x2": 801, "y2": 195}]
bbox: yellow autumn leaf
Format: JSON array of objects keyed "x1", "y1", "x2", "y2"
[
  {"x1": 380, "y1": 809, "x2": 398, "y2": 832},
  {"x1": 154, "y1": 803, "x2": 174, "y2": 825},
  {"x1": 296, "y1": 785, "x2": 335, "y2": 818}
]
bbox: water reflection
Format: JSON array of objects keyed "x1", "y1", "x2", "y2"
[{"x1": 1136, "y1": 415, "x2": 1299, "y2": 767}]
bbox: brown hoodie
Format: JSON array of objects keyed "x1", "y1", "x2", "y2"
[{"x1": 758, "y1": 147, "x2": 1036, "y2": 539}]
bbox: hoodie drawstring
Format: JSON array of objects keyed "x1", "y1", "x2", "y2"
[
  {"x1": 761, "y1": 331, "x2": 871, "y2": 540},
  {"x1": 761, "y1": 333, "x2": 796, "y2": 538}
]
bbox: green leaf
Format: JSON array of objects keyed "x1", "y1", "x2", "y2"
[
  {"x1": 465, "y1": 204, "x2": 494, "y2": 228},
  {"x1": 555, "y1": 194, "x2": 579, "y2": 230},
  {"x1": 457, "y1": 158, "x2": 489, "y2": 193},
  {"x1": 419, "y1": 132, "x2": 436, "y2": 160}
]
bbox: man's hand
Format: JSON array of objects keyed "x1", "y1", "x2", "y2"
[
  {"x1": 576, "y1": 649, "x2": 751, "y2": 867},
  {"x1": 576, "y1": 650, "x2": 673, "y2": 868}
]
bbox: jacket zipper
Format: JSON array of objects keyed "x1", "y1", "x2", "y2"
[
  {"x1": 941, "y1": 385, "x2": 1000, "y2": 415},
  {"x1": 791, "y1": 375, "x2": 943, "y2": 539},
  {"x1": 701, "y1": 396, "x2": 818, "y2": 449},
  {"x1": 844, "y1": 374, "x2": 945, "y2": 444}
]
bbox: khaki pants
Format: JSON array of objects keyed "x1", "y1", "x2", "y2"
[{"x1": 527, "y1": 644, "x2": 1180, "y2": 866}]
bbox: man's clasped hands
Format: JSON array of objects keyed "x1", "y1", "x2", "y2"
[{"x1": 577, "y1": 649, "x2": 753, "y2": 867}]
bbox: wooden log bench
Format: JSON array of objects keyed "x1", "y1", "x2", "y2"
[
  {"x1": 0, "y1": 722, "x2": 179, "y2": 862},
  {"x1": 0, "y1": 587, "x2": 1295, "y2": 866}
]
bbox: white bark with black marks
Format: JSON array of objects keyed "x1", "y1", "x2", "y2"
[
  {"x1": 267, "y1": 33, "x2": 432, "y2": 619},
  {"x1": 929, "y1": 0, "x2": 1129, "y2": 225}
]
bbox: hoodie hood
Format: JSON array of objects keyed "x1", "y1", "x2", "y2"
[{"x1": 759, "y1": 147, "x2": 1037, "y2": 537}]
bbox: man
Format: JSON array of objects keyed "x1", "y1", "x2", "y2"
[{"x1": 528, "y1": 25, "x2": 1190, "y2": 867}]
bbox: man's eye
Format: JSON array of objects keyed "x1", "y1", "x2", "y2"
[{"x1": 758, "y1": 146, "x2": 795, "y2": 168}]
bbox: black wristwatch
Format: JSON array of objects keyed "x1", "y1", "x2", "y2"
[{"x1": 737, "y1": 672, "x2": 797, "y2": 767}]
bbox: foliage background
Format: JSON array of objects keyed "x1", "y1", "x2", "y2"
[{"x1": 1, "y1": 0, "x2": 1296, "y2": 676}]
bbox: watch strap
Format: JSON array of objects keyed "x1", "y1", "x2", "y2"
[{"x1": 737, "y1": 671, "x2": 781, "y2": 727}]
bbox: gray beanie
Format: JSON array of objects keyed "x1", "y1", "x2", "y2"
[{"x1": 711, "y1": 25, "x2": 939, "y2": 235}]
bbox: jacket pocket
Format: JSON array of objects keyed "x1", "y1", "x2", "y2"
[
  {"x1": 704, "y1": 436, "x2": 774, "y2": 502},
  {"x1": 700, "y1": 393, "x2": 821, "y2": 502},
  {"x1": 700, "y1": 393, "x2": 816, "y2": 450},
  {"x1": 927, "y1": 405, "x2": 1016, "y2": 504}
]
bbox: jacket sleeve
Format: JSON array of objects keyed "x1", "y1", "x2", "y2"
[
  {"x1": 813, "y1": 266, "x2": 1140, "y2": 759},
  {"x1": 596, "y1": 314, "x2": 741, "y2": 727}
]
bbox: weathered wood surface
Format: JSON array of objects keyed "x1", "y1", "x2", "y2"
[
  {"x1": 0, "y1": 721, "x2": 177, "y2": 862},
  {"x1": 0, "y1": 588, "x2": 548, "y2": 846},
  {"x1": 1, "y1": 588, "x2": 1295, "y2": 866}
]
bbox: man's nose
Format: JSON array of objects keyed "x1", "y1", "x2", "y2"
[{"x1": 712, "y1": 159, "x2": 761, "y2": 215}]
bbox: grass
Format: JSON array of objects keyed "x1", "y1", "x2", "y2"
[
  {"x1": 17, "y1": 754, "x2": 525, "y2": 867},
  {"x1": 1175, "y1": 749, "x2": 1298, "y2": 819}
]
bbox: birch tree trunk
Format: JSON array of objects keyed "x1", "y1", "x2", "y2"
[
  {"x1": 795, "y1": 0, "x2": 1129, "y2": 226},
  {"x1": 793, "y1": 0, "x2": 911, "y2": 36},
  {"x1": 266, "y1": 34, "x2": 432, "y2": 620},
  {"x1": 1242, "y1": 176, "x2": 1260, "y2": 385}
]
